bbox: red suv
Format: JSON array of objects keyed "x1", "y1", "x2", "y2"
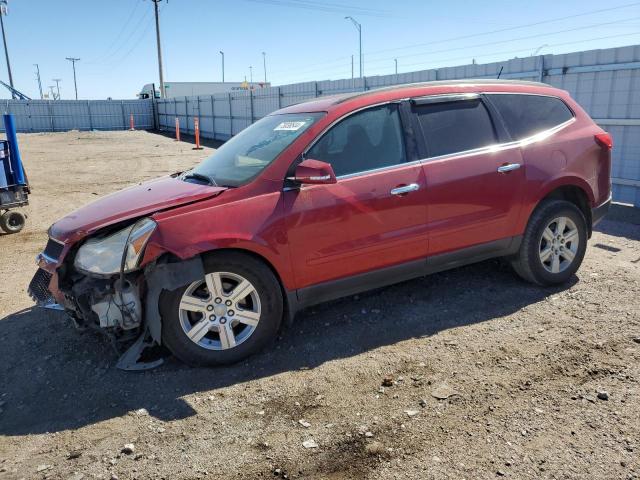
[{"x1": 29, "y1": 80, "x2": 612, "y2": 368}]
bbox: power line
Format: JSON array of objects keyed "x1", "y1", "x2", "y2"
[
  {"x1": 84, "y1": 6, "x2": 152, "y2": 65},
  {"x1": 361, "y1": 16, "x2": 640, "y2": 68},
  {"x1": 268, "y1": 1, "x2": 640, "y2": 77},
  {"x1": 279, "y1": 31, "x2": 640, "y2": 84},
  {"x1": 238, "y1": 0, "x2": 390, "y2": 17},
  {"x1": 84, "y1": 0, "x2": 142, "y2": 64},
  {"x1": 86, "y1": 3, "x2": 164, "y2": 75},
  {"x1": 363, "y1": 1, "x2": 640, "y2": 59},
  {"x1": 273, "y1": 15, "x2": 640, "y2": 82}
]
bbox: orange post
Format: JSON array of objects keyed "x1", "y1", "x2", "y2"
[
  {"x1": 193, "y1": 117, "x2": 203, "y2": 150},
  {"x1": 175, "y1": 117, "x2": 180, "y2": 142},
  {"x1": 129, "y1": 113, "x2": 135, "y2": 131}
]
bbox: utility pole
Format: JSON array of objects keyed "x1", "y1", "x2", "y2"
[
  {"x1": 219, "y1": 51, "x2": 225, "y2": 82},
  {"x1": 52, "y1": 78, "x2": 61, "y2": 100},
  {"x1": 151, "y1": 0, "x2": 165, "y2": 98},
  {"x1": 34, "y1": 63, "x2": 43, "y2": 99},
  {"x1": 65, "y1": 57, "x2": 80, "y2": 99},
  {"x1": 345, "y1": 16, "x2": 362, "y2": 78},
  {"x1": 0, "y1": 1, "x2": 15, "y2": 99},
  {"x1": 262, "y1": 51, "x2": 267, "y2": 83},
  {"x1": 394, "y1": 58, "x2": 398, "y2": 75}
]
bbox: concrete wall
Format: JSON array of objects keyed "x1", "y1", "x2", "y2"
[{"x1": 157, "y1": 44, "x2": 640, "y2": 206}]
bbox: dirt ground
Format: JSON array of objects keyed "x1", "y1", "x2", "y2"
[{"x1": 0, "y1": 130, "x2": 639, "y2": 480}]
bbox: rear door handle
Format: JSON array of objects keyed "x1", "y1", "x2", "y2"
[
  {"x1": 497, "y1": 163, "x2": 521, "y2": 173},
  {"x1": 390, "y1": 183, "x2": 420, "y2": 195}
]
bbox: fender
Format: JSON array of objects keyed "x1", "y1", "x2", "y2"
[
  {"x1": 517, "y1": 174, "x2": 595, "y2": 233},
  {"x1": 143, "y1": 235, "x2": 294, "y2": 291}
]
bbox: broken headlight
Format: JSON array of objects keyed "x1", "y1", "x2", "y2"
[{"x1": 74, "y1": 218, "x2": 157, "y2": 275}]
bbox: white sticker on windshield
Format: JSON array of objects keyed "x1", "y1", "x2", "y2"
[{"x1": 274, "y1": 121, "x2": 306, "y2": 131}]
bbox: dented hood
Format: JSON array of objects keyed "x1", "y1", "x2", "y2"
[{"x1": 49, "y1": 176, "x2": 226, "y2": 243}]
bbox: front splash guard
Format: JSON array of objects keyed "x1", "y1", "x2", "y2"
[{"x1": 116, "y1": 330, "x2": 166, "y2": 371}]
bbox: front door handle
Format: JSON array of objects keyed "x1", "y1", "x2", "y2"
[
  {"x1": 390, "y1": 183, "x2": 420, "y2": 195},
  {"x1": 497, "y1": 163, "x2": 521, "y2": 173}
]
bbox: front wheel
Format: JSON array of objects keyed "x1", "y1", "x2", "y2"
[
  {"x1": 160, "y1": 252, "x2": 283, "y2": 366},
  {"x1": 510, "y1": 200, "x2": 588, "y2": 286}
]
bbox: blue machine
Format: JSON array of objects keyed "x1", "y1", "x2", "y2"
[{"x1": 0, "y1": 113, "x2": 29, "y2": 233}]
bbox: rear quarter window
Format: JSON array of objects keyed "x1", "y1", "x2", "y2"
[{"x1": 487, "y1": 94, "x2": 574, "y2": 141}]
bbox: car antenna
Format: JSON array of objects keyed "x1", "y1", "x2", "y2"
[{"x1": 497, "y1": 66, "x2": 503, "y2": 79}]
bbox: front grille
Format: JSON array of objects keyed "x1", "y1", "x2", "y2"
[
  {"x1": 43, "y1": 238, "x2": 64, "y2": 261},
  {"x1": 28, "y1": 268, "x2": 54, "y2": 305}
]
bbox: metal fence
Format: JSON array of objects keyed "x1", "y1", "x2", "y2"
[
  {"x1": 0, "y1": 99, "x2": 154, "y2": 132},
  {"x1": 157, "y1": 44, "x2": 640, "y2": 207}
]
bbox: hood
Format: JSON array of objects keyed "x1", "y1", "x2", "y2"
[{"x1": 49, "y1": 176, "x2": 226, "y2": 243}]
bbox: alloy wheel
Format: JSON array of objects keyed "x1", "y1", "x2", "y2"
[
  {"x1": 178, "y1": 272, "x2": 261, "y2": 350},
  {"x1": 538, "y1": 216, "x2": 579, "y2": 274}
]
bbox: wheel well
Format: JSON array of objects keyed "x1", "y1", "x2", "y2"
[
  {"x1": 199, "y1": 247, "x2": 296, "y2": 322},
  {"x1": 540, "y1": 185, "x2": 592, "y2": 235}
]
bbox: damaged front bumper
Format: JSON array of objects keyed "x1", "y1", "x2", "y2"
[
  {"x1": 28, "y1": 238, "x2": 155, "y2": 369},
  {"x1": 28, "y1": 236, "x2": 206, "y2": 370}
]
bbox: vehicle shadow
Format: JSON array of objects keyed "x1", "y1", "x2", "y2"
[
  {"x1": 0, "y1": 259, "x2": 576, "y2": 436},
  {"x1": 152, "y1": 129, "x2": 225, "y2": 150},
  {"x1": 594, "y1": 204, "x2": 640, "y2": 242}
]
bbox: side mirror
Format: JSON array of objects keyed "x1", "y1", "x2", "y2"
[{"x1": 288, "y1": 159, "x2": 337, "y2": 185}]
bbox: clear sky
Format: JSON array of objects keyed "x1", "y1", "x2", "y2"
[{"x1": 2, "y1": 0, "x2": 640, "y2": 99}]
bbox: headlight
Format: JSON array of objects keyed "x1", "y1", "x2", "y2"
[{"x1": 74, "y1": 218, "x2": 157, "y2": 275}]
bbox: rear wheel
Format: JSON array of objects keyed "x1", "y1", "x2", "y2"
[
  {"x1": 0, "y1": 210, "x2": 26, "y2": 234},
  {"x1": 511, "y1": 200, "x2": 587, "y2": 286},
  {"x1": 160, "y1": 252, "x2": 283, "y2": 366}
]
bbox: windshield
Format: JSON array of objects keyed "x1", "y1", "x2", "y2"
[{"x1": 187, "y1": 112, "x2": 324, "y2": 187}]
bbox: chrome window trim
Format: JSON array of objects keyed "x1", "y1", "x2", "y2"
[
  {"x1": 411, "y1": 92, "x2": 480, "y2": 105},
  {"x1": 291, "y1": 91, "x2": 576, "y2": 183},
  {"x1": 483, "y1": 91, "x2": 577, "y2": 119},
  {"x1": 336, "y1": 158, "x2": 424, "y2": 180},
  {"x1": 416, "y1": 116, "x2": 576, "y2": 165}
]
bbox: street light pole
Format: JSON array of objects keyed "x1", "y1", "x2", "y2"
[
  {"x1": 394, "y1": 58, "x2": 397, "y2": 75},
  {"x1": 219, "y1": 51, "x2": 225, "y2": 82},
  {"x1": 151, "y1": 0, "x2": 165, "y2": 98},
  {"x1": 52, "y1": 78, "x2": 61, "y2": 100},
  {"x1": 0, "y1": 1, "x2": 15, "y2": 99},
  {"x1": 65, "y1": 57, "x2": 80, "y2": 100},
  {"x1": 344, "y1": 16, "x2": 362, "y2": 78},
  {"x1": 34, "y1": 63, "x2": 43, "y2": 99},
  {"x1": 262, "y1": 51, "x2": 267, "y2": 83},
  {"x1": 249, "y1": 65, "x2": 253, "y2": 84}
]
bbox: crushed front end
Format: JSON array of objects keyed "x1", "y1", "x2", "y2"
[{"x1": 28, "y1": 218, "x2": 163, "y2": 370}]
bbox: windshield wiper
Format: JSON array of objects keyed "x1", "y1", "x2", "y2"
[{"x1": 182, "y1": 172, "x2": 218, "y2": 186}]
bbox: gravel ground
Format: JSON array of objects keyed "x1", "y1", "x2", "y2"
[{"x1": 0, "y1": 131, "x2": 639, "y2": 480}]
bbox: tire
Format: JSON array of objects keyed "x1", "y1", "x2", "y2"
[
  {"x1": 160, "y1": 252, "x2": 283, "y2": 366},
  {"x1": 510, "y1": 200, "x2": 587, "y2": 286},
  {"x1": 0, "y1": 210, "x2": 26, "y2": 234}
]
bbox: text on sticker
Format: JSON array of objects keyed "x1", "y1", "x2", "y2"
[{"x1": 274, "y1": 121, "x2": 306, "y2": 131}]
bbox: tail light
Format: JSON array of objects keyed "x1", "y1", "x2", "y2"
[{"x1": 594, "y1": 132, "x2": 613, "y2": 150}]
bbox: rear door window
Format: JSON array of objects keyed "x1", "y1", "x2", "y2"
[
  {"x1": 306, "y1": 104, "x2": 407, "y2": 177},
  {"x1": 486, "y1": 94, "x2": 574, "y2": 140},
  {"x1": 412, "y1": 99, "x2": 497, "y2": 158}
]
